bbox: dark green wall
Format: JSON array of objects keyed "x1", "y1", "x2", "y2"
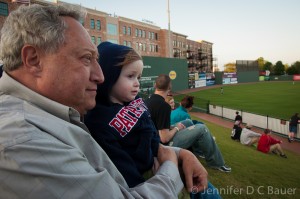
[
  {"x1": 269, "y1": 75, "x2": 293, "y2": 81},
  {"x1": 237, "y1": 71, "x2": 259, "y2": 83},
  {"x1": 141, "y1": 56, "x2": 188, "y2": 92},
  {"x1": 214, "y1": 71, "x2": 224, "y2": 85}
]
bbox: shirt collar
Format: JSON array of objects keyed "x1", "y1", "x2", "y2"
[{"x1": 0, "y1": 72, "x2": 80, "y2": 123}]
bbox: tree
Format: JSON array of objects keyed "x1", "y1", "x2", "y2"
[
  {"x1": 224, "y1": 62, "x2": 236, "y2": 73},
  {"x1": 292, "y1": 61, "x2": 300, "y2": 74},
  {"x1": 286, "y1": 66, "x2": 297, "y2": 75},
  {"x1": 263, "y1": 61, "x2": 273, "y2": 73},
  {"x1": 273, "y1": 61, "x2": 285, "y2": 75},
  {"x1": 287, "y1": 61, "x2": 300, "y2": 75},
  {"x1": 257, "y1": 57, "x2": 265, "y2": 71}
]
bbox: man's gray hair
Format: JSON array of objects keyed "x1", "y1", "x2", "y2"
[{"x1": 0, "y1": 4, "x2": 86, "y2": 71}]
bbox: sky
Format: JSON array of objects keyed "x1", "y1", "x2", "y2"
[{"x1": 54, "y1": 0, "x2": 300, "y2": 69}]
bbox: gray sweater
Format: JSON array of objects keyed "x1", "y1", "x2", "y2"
[{"x1": 240, "y1": 128, "x2": 261, "y2": 145}]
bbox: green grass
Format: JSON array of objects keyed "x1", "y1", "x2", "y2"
[
  {"x1": 177, "y1": 81, "x2": 300, "y2": 120},
  {"x1": 179, "y1": 118, "x2": 300, "y2": 199}
]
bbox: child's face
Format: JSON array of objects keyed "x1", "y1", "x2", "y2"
[
  {"x1": 168, "y1": 99, "x2": 175, "y2": 109},
  {"x1": 110, "y1": 60, "x2": 143, "y2": 104}
]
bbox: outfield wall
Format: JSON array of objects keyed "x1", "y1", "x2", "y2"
[
  {"x1": 141, "y1": 56, "x2": 188, "y2": 93},
  {"x1": 209, "y1": 105, "x2": 299, "y2": 139},
  {"x1": 237, "y1": 71, "x2": 259, "y2": 83}
]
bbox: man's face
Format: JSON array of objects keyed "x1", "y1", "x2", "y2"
[{"x1": 38, "y1": 17, "x2": 104, "y2": 115}]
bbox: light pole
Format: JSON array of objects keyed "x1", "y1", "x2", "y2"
[{"x1": 167, "y1": 0, "x2": 172, "y2": 58}]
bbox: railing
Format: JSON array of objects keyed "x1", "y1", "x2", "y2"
[{"x1": 209, "y1": 104, "x2": 299, "y2": 139}]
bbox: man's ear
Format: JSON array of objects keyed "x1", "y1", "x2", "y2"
[{"x1": 21, "y1": 45, "x2": 42, "y2": 75}]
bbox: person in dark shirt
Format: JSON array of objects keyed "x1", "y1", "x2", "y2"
[
  {"x1": 235, "y1": 111, "x2": 242, "y2": 123},
  {"x1": 231, "y1": 120, "x2": 242, "y2": 141},
  {"x1": 288, "y1": 113, "x2": 300, "y2": 142}
]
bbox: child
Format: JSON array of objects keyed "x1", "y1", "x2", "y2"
[
  {"x1": 85, "y1": 42, "x2": 221, "y2": 198},
  {"x1": 165, "y1": 95, "x2": 175, "y2": 110},
  {"x1": 257, "y1": 129, "x2": 287, "y2": 158},
  {"x1": 85, "y1": 42, "x2": 160, "y2": 187}
]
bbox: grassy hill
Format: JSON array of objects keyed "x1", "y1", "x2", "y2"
[{"x1": 179, "y1": 119, "x2": 300, "y2": 199}]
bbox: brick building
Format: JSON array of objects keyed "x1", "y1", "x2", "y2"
[{"x1": 0, "y1": 0, "x2": 214, "y2": 72}]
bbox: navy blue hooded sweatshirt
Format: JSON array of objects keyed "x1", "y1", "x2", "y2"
[{"x1": 85, "y1": 42, "x2": 160, "y2": 187}]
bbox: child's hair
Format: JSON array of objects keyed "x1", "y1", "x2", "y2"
[
  {"x1": 116, "y1": 49, "x2": 142, "y2": 68},
  {"x1": 165, "y1": 95, "x2": 174, "y2": 104},
  {"x1": 180, "y1": 95, "x2": 194, "y2": 109},
  {"x1": 264, "y1": 129, "x2": 271, "y2": 134}
]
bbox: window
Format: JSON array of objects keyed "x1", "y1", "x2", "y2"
[
  {"x1": 0, "y1": 2, "x2": 8, "y2": 16},
  {"x1": 151, "y1": 32, "x2": 154, "y2": 40},
  {"x1": 90, "y1": 19, "x2": 95, "y2": 29},
  {"x1": 91, "y1": 36, "x2": 95, "y2": 44},
  {"x1": 135, "y1": 28, "x2": 138, "y2": 37},
  {"x1": 142, "y1": 30, "x2": 145, "y2": 38},
  {"x1": 96, "y1": 20, "x2": 101, "y2": 30},
  {"x1": 127, "y1": 41, "x2": 131, "y2": 47},
  {"x1": 138, "y1": 29, "x2": 142, "y2": 37},
  {"x1": 122, "y1": 26, "x2": 126, "y2": 34},
  {"x1": 142, "y1": 43, "x2": 146, "y2": 51},
  {"x1": 148, "y1": 32, "x2": 151, "y2": 39},
  {"x1": 123, "y1": 40, "x2": 127, "y2": 46},
  {"x1": 155, "y1": 33, "x2": 158, "y2": 40},
  {"x1": 107, "y1": 23, "x2": 117, "y2": 35},
  {"x1": 107, "y1": 39, "x2": 118, "y2": 44},
  {"x1": 79, "y1": 18, "x2": 85, "y2": 26},
  {"x1": 127, "y1": 27, "x2": 131, "y2": 35},
  {"x1": 97, "y1": 37, "x2": 102, "y2": 45}
]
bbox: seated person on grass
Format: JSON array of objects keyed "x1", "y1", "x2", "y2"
[
  {"x1": 240, "y1": 124, "x2": 261, "y2": 146},
  {"x1": 257, "y1": 129, "x2": 287, "y2": 158},
  {"x1": 231, "y1": 120, "x2": 242, "y2": 141},
  {"x1": 85, "y1": 42, "x2": 221, "y2": 198},
  {"x1": 170, "y1": 95, "x2": 204, "y2": 126}
]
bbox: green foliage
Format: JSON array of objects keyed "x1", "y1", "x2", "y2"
[
  {"x1": 257, "y1": 57, "x2": 265, "y2": 71},
  {"x1": 289, "y1": 61, "x2": 300, "y2": 74},
  {"x1": 263, "y1": 61, "x2": 273, "y2": 73},
  {"x1": 273, "y1": 61, "x2": 285, "y2": 75},
  {"x1": 190, "y1": 82, "x2": 300, "y2": 120},
  {"x1": 286, "y1": 66, "x2": 298, "y2": 75}
]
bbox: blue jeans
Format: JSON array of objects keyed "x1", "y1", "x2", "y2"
[
  {"x1": 190, "y1": 182, "x2": 221, "y2": 199},
  {"x1": 170, "y1": 124, "x2": 225, "y2": 168}
]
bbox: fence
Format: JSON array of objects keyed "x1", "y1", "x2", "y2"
[{"x1": 209, "y1": 104, "x2": 299, "y2": 139}]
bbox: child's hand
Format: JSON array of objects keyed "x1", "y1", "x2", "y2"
[{"x1": 177, "y1": 123, "x2": 185, "y2": 130}]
